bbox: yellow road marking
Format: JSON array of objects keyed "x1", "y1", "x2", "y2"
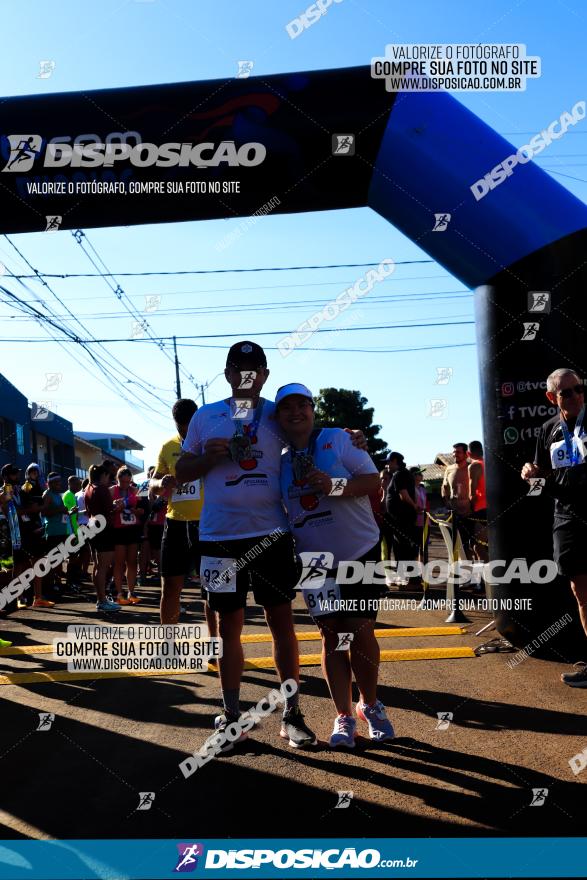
[
  {"x1": 245, "y1": 647, "x2": 476, "y2": 668},
  {"x1": 0, "y1": 646, "x2": 476, "y2": 685},
  {"x1": 0, "y1": 626, "x2": 467, "y2": 657}
]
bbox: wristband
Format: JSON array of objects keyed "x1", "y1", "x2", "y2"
[{"x1": 328, "y1": 477, "x2": 348, "y2": 496}]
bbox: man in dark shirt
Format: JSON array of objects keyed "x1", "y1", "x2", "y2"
[
  {"x1": 385, "y1": 452, "x2": 419, "y2": 584},
  {"x1": 522, "y1": 367, "x2": 587, "y2": 688}
]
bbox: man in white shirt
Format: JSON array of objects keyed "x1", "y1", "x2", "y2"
[{"x1": 176, "y1": 342, "x2": 317, "y2": 750}]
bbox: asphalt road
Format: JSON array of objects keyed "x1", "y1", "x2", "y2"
[{"x1": 1, "y1": 566, "x2": 586, "y2": 844}]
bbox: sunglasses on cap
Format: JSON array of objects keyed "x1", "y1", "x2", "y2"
[{"x1": 558, "y1": 384, "x2": 585, "y2": 400}]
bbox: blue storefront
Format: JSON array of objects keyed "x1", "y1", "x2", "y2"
[
  {"x1": 0, "y1": 372, "x2": 75, "y2": 481},
  {"x1": 0, "y1": 373, "x2": 30, "y2": 473}
]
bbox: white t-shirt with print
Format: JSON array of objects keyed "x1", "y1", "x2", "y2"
[
  {"x1": 280, "y1": 427, "x2": 379, "y2": 565},
  {"x1": 182, "y1": 397, "x2": 289, "y2": 541}
]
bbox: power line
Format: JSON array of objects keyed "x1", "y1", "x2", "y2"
[
  {"x1": 2, "y1": 237, "x2": 173, "y2": 420},
  {"x1": 0, "y1": 291, "x2": 473, "y2": 322},
  {"x1": 0, "y1": 318, "x2": 475, "y2": 343},
  {"x1": 70, "y1": 229, "x2": 200, "y2": 395},
  {"x1": 10, "y1": 259, "x2": 435, "y2": 280}
]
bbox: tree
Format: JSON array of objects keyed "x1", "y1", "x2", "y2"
[{"x1": 313, "y1": 388, "x2": 388, "y2": 463}]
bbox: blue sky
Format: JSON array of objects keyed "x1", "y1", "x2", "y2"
[{"x1": 1, "y1": 0, "x2": 585, "y2": 472}]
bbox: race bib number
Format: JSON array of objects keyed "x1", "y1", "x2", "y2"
[
  {"x1": 201, "y1": 555, "x2": 237, "y2": 593},
  {"x1": 120, "y1": 510, "x2": 137, "y2": 525},
  {"x1": 550, "y1": 437, "x2": 587, "y2": 469},
  {"x1": 302, "y1": 577, "x2": 340, "y2": 617},
  {"x1": 172, "y1": 480, "x2": 201, "y2": 503}
]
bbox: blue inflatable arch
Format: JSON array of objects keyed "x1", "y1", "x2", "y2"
[{"x1": 2, "y1": 65, "x2": 586, "y2": 647}]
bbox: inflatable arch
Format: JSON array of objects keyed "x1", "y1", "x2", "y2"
[{"x1": 2, "y1": 65, "x2": 586, "y2": 650}]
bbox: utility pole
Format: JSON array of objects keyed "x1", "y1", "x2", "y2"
[
  {"x1": 173, "y1": 335, "x2": 182, "y2": 399},
  {"x1": 200, "y1": 383, "x2": 206, "y2": 405}
]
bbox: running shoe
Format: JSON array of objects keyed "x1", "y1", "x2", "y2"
[
  {"x1": 280, "y1": 706, "x2": 318, "y2": 748},
  {"x1": 561, "y1": 661, "x2": 587, "y2": 688},
  {"x1": 356, "y1": 699, "x2": 395, "y2": 742},
  {"x1": 96, "y1": 599, "x2": 121, "y2": 612},
  {"x1": 0, "y1": 638, "x2": 12, "y2": 648},
  {"x1": 32, "y1": 599, "x2": 55, "y2": 609},
  {"x1": 128, "y1": 594, "x2": 141, "y2": 604},
  {"x1": 212, "y1": 712, "x2": 247, "y2": 753},
  {"x1": 329, "y1": 714, "x2": 357, "y2": 749},
  {"x1": 116, "y1": 597, "x2": 133, "y2": 606}
]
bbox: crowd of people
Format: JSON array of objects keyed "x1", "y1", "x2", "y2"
[{"x1": 1, "y1": 348, "x2": 586, "y2": 750}]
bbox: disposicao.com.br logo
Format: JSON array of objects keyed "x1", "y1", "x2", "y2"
[
  {"x1": 189, "y1": 846, "x2": 417, "y2": 870},
  {"x1": 0, "y1": 132, "x2": 266, "y2": 172}
]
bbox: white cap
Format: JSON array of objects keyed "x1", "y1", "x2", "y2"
[{"x1": 275, "y1": 383, "x2": 313, "y2": 406}]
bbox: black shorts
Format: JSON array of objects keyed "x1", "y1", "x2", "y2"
[
  {"x1": 306, "y1": 542, "x2": 387, "y2": 622},
  {"x1": 200, "y1": 531, "x2": 299, "y2": 612},
  {"x1": 113, "y1": 526, "x2": 141, "y2": 547},
  {"x1": 553, "y1": 515, "x2": 587, "y2": 578},
  {"x1": 45, "y1": 534, "x2": 69, "y2": 552},
  {"x1": 147, "y1": 523, "x2": 164, "y2": 550},
  {"x1": 160, "y1": 518, "x2": 200, "y2": 578},
  {"x1": 89, "y1": 527, "x2": 115, "y2": 554},
  {"x1": 454, "y1": 514, "x2": 476, "y2": 548}
]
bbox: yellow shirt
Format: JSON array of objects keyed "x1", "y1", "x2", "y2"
[{"x1": 155, "y1": 434, "x2": 203, "y2": 522}]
